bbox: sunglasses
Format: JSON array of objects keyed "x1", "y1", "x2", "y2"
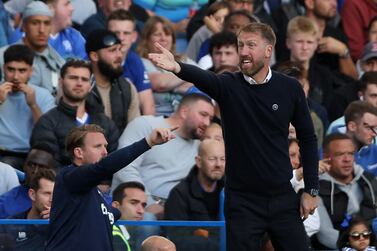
[
  {"x1": 102, "y1": 34, "x2": 119, "y2": 47},
  {"x1": 349, "y1": 231, "x2": 372, "y2": 240}
]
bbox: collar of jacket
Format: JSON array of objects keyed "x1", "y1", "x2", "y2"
[{"x1": 56, "y1": 98, "x2": 101, "y2": 118}]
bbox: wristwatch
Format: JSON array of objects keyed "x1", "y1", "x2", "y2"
[{"x1": 305, "y1": 188, "x2": 319, "y2": 197}]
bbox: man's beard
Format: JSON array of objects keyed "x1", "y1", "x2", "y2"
[
  {"x1": 62, "y1": 85, "x2": 88, "y2": 103},
  {"x1": 240, "y1": 60, "x2": 265, "y2": 78},
  {"x1": 98, "y1": 59, "x2": 123, "y2": 80}
]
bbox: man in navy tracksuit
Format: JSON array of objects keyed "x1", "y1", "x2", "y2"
[
  {"x1": 45, "y1": 124, "x2": 175, "y2": 251},
  {"x1": 149, "y1": 22, "x2": 319, "y2": 250}
]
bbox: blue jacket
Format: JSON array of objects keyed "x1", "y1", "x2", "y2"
[{"x1": 0, "y1": 185, "x2": 30, "y2": 218}]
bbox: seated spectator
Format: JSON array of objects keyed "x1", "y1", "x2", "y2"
[
  {"x1": 305, "y1": 0, "x2": 358, "y2": 80},
  {"x1": 0, "y1": 44, "x2": 55, "y2": 168},
  {"x1": 357, "y1": 42, "x2": 377, "y2": 78},
  {"x1": 0, "y1": 162, "x2": 19, "y2": 196},
  {"x1": 201, "y1": 31, "x2": 239, "y2": 72},
  {"x1": 314, "y1": 133, "x2": 377, "y2": 249},
  {"x1": 112, "y1": 181, "x2": 157, "y2": 251},
  {"x1": 30, "y1": 59, "x2": 119, "y2": 166},
  {"x1": 336, "y1": 216, "x2": 377, "y2": 251},
  {"x1": 196, "y1": 10, "x2": 258, "y2": 69},
  {"x1": 285, "y1": 16, "x2": 336, "y2": 111},
  {"x1": 43, "y1": 0, "x2": 87, "y2": 59},
  {"x1": 107, "y1": 9, "x2": 155, "y2": 115},
  {"x1": 0, "y1": 1, "x2": 65, "y2": 96},
  {"x1": 0, "y1": 143, "x2": 55, "y2": 218},
  {"x1": 327, "y1": 72, "x2": 377, "y2": 143},
  {"x1": 141, "y1": 236, "x2": 176, "y2": 251},
  {"x1": 186, "y1": 1, "x2": 231, "y2": 62},
  {"x1": 165, "y1": 139, "x2": 225, "y2": 251},
  {"x1": 136, "y1": 16, "x2": 199, "y2": 116},
  {"x1": 86, "y1": 29, "x2": 140, "y2": 133},
  {"x1": 0, "y1": 168, "x2": 55, "y2": 251},
  {"x1": 343, "y1": 101, "x2": 377, "y2": 174},
  {"x1": 112, "y1": 94, "x2": 214, "y2": 219}
]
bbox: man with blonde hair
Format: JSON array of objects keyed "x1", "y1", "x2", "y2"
[{"x1": 286, "y1": 16, "x2": 336, "y2": 113}]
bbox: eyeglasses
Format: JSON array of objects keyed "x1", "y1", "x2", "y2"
[
  {"x1": 349, "y1": 231, "x2": 372, "y2": 240},
  {"x1": 363, "y1": 122, "x2": 377, "y2": 135},
  {"x1": 102, "y1": 35, "x2": 119, "y2": 47}
]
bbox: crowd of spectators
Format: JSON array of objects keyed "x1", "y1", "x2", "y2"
[{"x1": 0, "y1": 0, "x2": 377, "y2": 250}]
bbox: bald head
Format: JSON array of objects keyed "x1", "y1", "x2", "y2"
[{"x1": 141, "y1": 236, "x2": 176, "y2": 251}]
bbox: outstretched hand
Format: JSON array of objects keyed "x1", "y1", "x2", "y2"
[
  {"x1": 146, "y1": 127, "x2": 178, "y2": 147},
  {"x1": 148, "y1": 42, "x2": 181, "y2": 73}
]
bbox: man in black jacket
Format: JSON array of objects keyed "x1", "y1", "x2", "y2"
[
  {"x1": 86, "y1": 29, "x2": 140, "y2": 132},
  {"x1": 165, "y1": 139, "x2": 225, "y2": 251},
  {"x1": 30, "y1": 59, "x2": 119, "y2": 167}
]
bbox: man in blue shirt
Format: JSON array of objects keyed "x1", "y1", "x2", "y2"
[
  {"x1": 344, "y1": 101, "x2": 377, "y2": 174},
  {"x1": 1, "y1": 168, "x2": 56, "y2": 251},
  {"x1": 45, "y1": 124, "x2": 175, "y2": 251},
  {"x1": 43, "y1": 0, "x2": 87, "y2": 59},
  {"x1": 107, "y1": 9, "x2": 155, "y2": 115},
  {"x1": 0, "y1": 143, "x2": 56, "y2": 218},
  {"x1": 0, "y1": 44, "x2": 55, "y2": 168}
]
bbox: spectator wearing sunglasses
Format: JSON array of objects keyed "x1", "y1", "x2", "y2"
[
  {"x1": 337, "y1": 216, "x2": 376, "y2": 251},
  {"x1": 314, "y1": 133, "x2": 377, "y2": 250},
  {"x1": 0, "y1": 143, "x2": 55, "y2": 219},
  {"x1": 86, "y1": 29, "x2": 141, "y2": 133}
]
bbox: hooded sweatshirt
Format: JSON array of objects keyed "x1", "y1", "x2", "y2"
[{"x1": 316, "y1": 164, "x2": 377, "y2": 249}]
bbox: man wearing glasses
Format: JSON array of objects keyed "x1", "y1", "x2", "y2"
[
  {"x1": 315, "y1": 133, "x2": 377, "y2": 249},
  {"x1": 343, "y1": 101, "x2": 377, "y2": 175}
]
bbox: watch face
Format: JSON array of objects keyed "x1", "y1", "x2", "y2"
[{"x1": 310, "y1": 189, "x2": 319, "y2": 196}]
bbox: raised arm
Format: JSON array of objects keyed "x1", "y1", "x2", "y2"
[
  {"x1": 148, "y1": 42, "x2": 182, "y2": 74},
  {"x1": 64, "y1": 127, "x2": 177, "y2": 193}
]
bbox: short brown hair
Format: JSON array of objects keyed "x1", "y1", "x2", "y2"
[
  {"x1": 177, "y1": 93, "x2": 213, "y2": 111},
  {"x1": 107, "y1": 9, "x2": 136, "y2": 25},
  {"x1": 29, "y1": 168, "x2": 56, "y2": 191},
  {"x1": 65, "y1": 124, "x2": 105, "y2": 159},
  {"x1": 287, "y1": 16, "x2": 318, "y2": 39},
  {"x1": 344, "y1": 101, "x2": 377, "y2": 125},
  {"x1": 60, "y1": 59, "x2": 92, "y2": 78},
  {"x1": 239, "y1": 22, "x2": 276, "y2": 46},
  {"x1": 322, "y1": 133, "x2": 352, "y2": 154}
]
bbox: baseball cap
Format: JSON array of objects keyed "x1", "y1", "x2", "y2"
[
  {"x1": 361, "y1": 41, "x2": 377, "y2": 62},
  {"x1": 22, "y1": 1, "x2": 53, "y2": 20},
  {"x1": 85, "y1": 29, "x2": 121, "y2": 54}
]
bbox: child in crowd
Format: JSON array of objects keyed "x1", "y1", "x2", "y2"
[{"x1": 337, "y1": 216, "x2": 376, "y2": 251}]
